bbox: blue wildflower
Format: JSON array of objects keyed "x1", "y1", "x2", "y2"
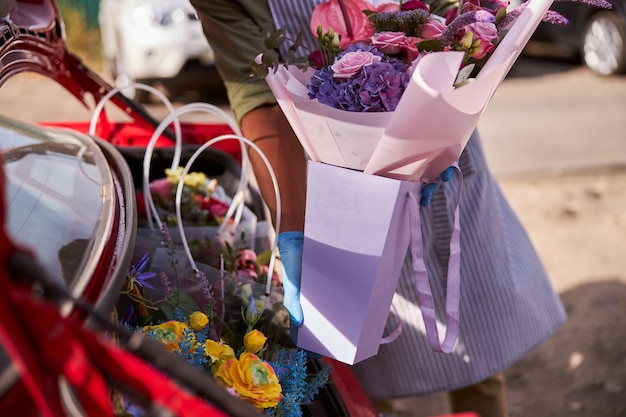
[
  {"x1": 127, "y1": 251, "x2": 156, "y2": 289},
  {"x1": 269, "y1": 349, "x2": 331, "y2": 417}
]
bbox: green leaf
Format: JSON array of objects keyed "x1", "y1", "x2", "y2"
[
  {"x1": 454, "y1": 63, "x2": 475, "y2": 88},
  {"x1": 495, "y1": 7, "x2": 507, "y2": 24},
  {"x1": 162, "y1": 291, "x2": 200, "y2": 320},
  {"x1": 256, "y1": 250, "x2": 273, "y2": 266},
  {"x1": 138, "y1": 308, "x2": 167, "y2": 327},
  {"x1": 417, "y1": 39, "x2": 442, "y2": 52}
]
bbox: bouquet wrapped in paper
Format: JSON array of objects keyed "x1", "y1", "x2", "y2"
[
  {"x1": 259, "y1": 0, "x2": 569, "y2": 181},
  {"x1": 255, "y1": 0, "x2": 609, "y2": 364}
]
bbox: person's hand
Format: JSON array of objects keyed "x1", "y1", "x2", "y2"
[
  {"x1": 277, "y1": 231, "x2": 304, "y2": 342},
  {"x1": 420, "y1": 166, "x2": 456, "y2": 206}
]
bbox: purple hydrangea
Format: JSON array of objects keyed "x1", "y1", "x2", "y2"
[
  {"x1": 360, "y1": 61, "x2": 411, "y2": 112},
  {"x1": 307, "y1": 50, "x2": 411, "y2": 112},
  {"x1": 340, "y1": 42, "x2": 385, "y2": 58}
]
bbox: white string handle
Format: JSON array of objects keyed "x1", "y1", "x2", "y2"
[
  {"x1": 88, "y1": 82, "x2": 184, "y2": 170},
  {"x1": 88, "y1": 82, "x2": 185, "y2": 227},
  {"x1": 174, "y1": 134, "x2": 281, "y2": 296},
  {"x1": 143, "y1": 102, "x2": 250, "y2": 233}
]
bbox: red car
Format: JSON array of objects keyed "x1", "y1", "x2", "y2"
[{"x1": 0, "y1": 1, "x2": 379, "y2": 416}]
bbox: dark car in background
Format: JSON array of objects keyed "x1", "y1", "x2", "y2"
[{"x1": 525, "y1": 0, "x2": 626, "y2": 75}]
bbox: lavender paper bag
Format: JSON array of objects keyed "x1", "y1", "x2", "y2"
[{"x1": 297, "y1": 161, "x2": 423, "y2": 364}]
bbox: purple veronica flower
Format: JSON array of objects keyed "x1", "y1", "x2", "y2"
[
  {"x1": 440, "y1": 11, "x2": 480, "y2": 47},
  {"x1": 566, "y1": 0, "x2": 612, "y2": 9},
  {"x1": 160, "y1": 271, "x2": 173, "y2": 296}
]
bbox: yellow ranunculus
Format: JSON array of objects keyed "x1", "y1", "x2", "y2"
[
  {"x1": 215, "y1": 352, "x2": 282, "y2": 409},
  {"x1": 243, "y1": 329, "x2": 267, "y2": 354},
  {"x1": 204, "y1": 339, "x2": 235, "y2": 365},
  {"x1": 143, "y1": 320, "x2": 193, "y2": 352},
  {"x1": 189, "y1": 311, "x2": 209, "y2": 331}
]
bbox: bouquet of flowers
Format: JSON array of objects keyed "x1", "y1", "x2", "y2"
[
  {"x1": 253, "y1": 0, "x2": 610, "y2": 181},
  {"x1": 248, "y1": 0, "x2": 610, "y2": 365},
  {"x1": 136, "y1": 167, "x2": 259, "y2": 261},
  {"x1": 141, "y1": 167, "x2": 233, "y2": 227},
  {"x1": 118, "y1": 226, "x2": 330, "y2": 417}
]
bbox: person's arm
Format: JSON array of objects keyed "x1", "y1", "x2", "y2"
[
  {"x1": 191, "y1": 0, "x2": 307, "y2": 232},
  {"x1": 240, "y1": 105, "x2": 307, "y2": 232}
]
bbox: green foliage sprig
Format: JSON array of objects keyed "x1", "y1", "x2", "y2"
[{"x1": 250, "y1": 24, "x2": 341, "y2": 79}]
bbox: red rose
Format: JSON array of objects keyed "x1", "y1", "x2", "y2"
[{"x1": 401, "y1": 0, "x2": 429, "y2": 11}]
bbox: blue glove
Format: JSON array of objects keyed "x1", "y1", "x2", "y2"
[
  {"x1": 277, "y1": 231, "x2": 304, "y2": 342},
  {"x1": 420, "y1": 166, "x2": 456, "y2": 207}
]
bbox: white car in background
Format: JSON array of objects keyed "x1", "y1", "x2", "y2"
[{"x1": 99, "y1": 0, "x2": 219, "y2": 101}]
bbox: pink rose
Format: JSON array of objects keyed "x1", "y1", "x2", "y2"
[
  {"x1": 371, "y1": 31, "x2": 406, "y2": 55},
  {"x1": 238, "y1": 248, "x2": 258, "y2": 266},
  {"x1": 331, "y1": 51, "x2": 382, "y2": 78},
  {"x1": 235, "y1": 268, "x2": 259, "y2": 281},
  {"x1": 311, "y1": 0, "x2": 377, "y2": 47},
  {"x1": 464, "y1": 21, "x2": 498, "y2": 59},
  {"x1": 149, "y1": 178, "x2": 173, "y2": 202},
  {"x1": 420, "y1": 19, "x2": 447, "y2": 40},
  {"x1": 371, "y1": 32, "x2": 420, "y2": 61},
  {"x1": 401, "y1": 36, "x2": 421, "y2": 61}
]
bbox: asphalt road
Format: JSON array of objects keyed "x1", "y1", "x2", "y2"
[{"x1": 478, "y1": 56, "x2": 626, "y2": 180}]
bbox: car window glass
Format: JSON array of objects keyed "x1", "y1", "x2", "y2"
[{"x1": 0, "y1": 119, "x2": 106, "y2": 287}]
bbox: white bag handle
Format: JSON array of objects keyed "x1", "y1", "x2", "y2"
[
  {"x1": 142, "y1": 103, "x2": 251, "y2": 234},
  {"x1": 174, "y1": 134, "x2": 281, "y2": 296},
  {"x1": 88, "y1": 82, "x2": 184, "y2": 168},
  {"x1": 89, "y1": 83, "x2": 189, "y2": 227}
]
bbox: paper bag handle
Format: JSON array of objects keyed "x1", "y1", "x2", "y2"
[
  {"x1": 173, "y1": 134, "x2": 281, "y2": 296},
  {"x1": 380, "y1": 304, "x2": 403, "y2": 345},
  {"x1": 143, "y1": 103, "x2": 249, "y2": 235},
  {"x1": 88, "y1": 82, "x2": 186, "y2": 229},
  {"x1": 407, "y1": 165, "x2": 462, "y2": 353}
]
